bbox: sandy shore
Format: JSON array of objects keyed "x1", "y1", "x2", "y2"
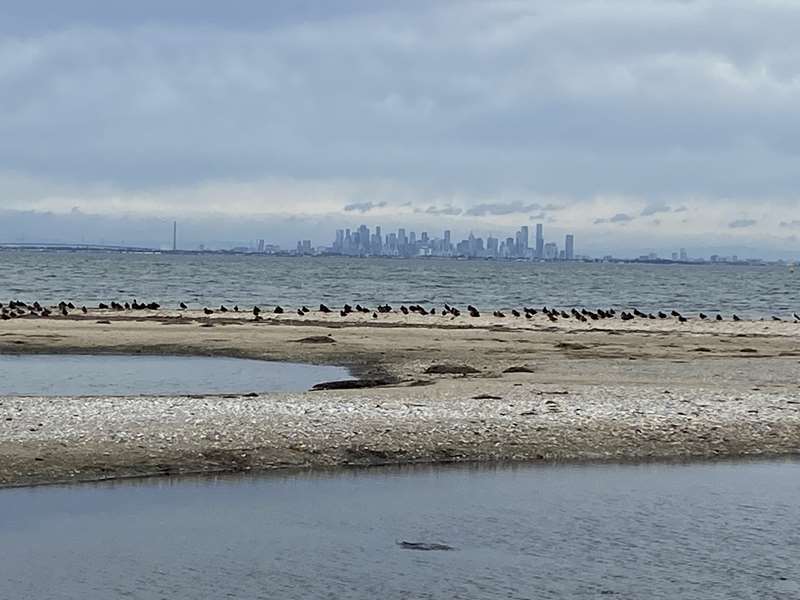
[{"x1": 2, "y1": 308, "x2": 799, "y2": 486}]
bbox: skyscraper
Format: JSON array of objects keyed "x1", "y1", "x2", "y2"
[
  {"x1": 520, "y1": 225, "x2": 529, "y2": 254},
  {"x1": 535, "y1": 223, "x2": 544, "y2": 258},
  {"x1": 565, "y1": 234, "x2": 574, "y2": 260}
]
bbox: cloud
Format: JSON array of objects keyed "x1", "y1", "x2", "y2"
[
  {"x1": 728, "y1": 218, "x2": 757, "y2": 228},
  {"x1": 640, "y1": 202, "x2": 672, "y2": 216},
  {"x1": 421, "y1": 205, "x2": 463, "y2": 216},
  {"x1": 595, "y1": 212, "x2": 634, "y2": 225},
  {"x1": 343, "y1": 201, "x2": 387, "y2": 213},
  {"x1": 780, "y1": 220, "x2": 800, "y2": 228},
  {"x1": 464, "y1": 201, "x2": 543, "y2": 217}
]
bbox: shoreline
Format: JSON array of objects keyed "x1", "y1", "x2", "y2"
[{"x1": 2, "y1": 309, "x2": 800, "y2": 487}]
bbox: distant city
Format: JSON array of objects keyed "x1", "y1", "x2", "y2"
[
  {"x1": 0, "y1": 220, "x2": 791, "y2": 266},
  {"x1": 313, "y1": 223, "x2": 576, "y2": 260}
]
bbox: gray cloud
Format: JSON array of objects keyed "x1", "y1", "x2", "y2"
[
  {"x1": 780, "y1": 220, "x2": 800, "y2": 228},
  {"x1": 640, "y1": 203, "x2": 672, "y2": 216},
  {"x1": 464, "y1": 202, "x2": 543, "y2": 217},
  {"x1": 421, "y1": 205, "x2": 463, "y2": 216},
  {"x1": 343, "y1": 201, "x2": 387, "y2": 213},
  {"x1": 595, "y1": 213, "x2": 634, "y2": 225},
  {"x1": 729, "y1": 219, "x2": 757, "y2": 228}
]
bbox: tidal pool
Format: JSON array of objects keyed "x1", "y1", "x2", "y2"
[
  {"x1": 1, "y1": 460, "x2": 798, "y2": 599},
  {"x1": 0, "y1": 354, "x2": 352, "y2": 396}
]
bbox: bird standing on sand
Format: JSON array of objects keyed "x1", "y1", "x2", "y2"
[
  {"x1": 320, "y1": 304, "x2": 331, "y2": 313},
  {"x1": 179, "y1": 302, "x2": 187, "y2": 309},
  {"x1": 204, "y1": 307, "x2": 214, "y2": 315},
  {"x1": 274, "y1": 305, "x2": 284, "y2": 314}
]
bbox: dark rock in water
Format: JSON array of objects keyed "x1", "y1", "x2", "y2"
[
  {"x1": 503, "y1": 365, "x2": 535, "y2": 373},
  {"x1": 555, "y1": 342, "x2": 591, "y2": 351},
  {"x1": 397, "y1": 541, "x2": 455, "y2": 552},
  {"x1": 424, "y1": 363, "x2": 480, "y2": 375},
  {"x1": 312, "y1": 378, "x2": 393, "y2": 390},
  {"x1": 294, "y1": 336, "x2": 335, "y2": 344}
]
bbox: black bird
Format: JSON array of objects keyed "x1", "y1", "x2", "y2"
[
  {"x1": 81, "y1": 306, "x2": 88, "y2": 314},
  {"x1": 343, "y1": 304, "x2": 353, "y2": 314},
  {"x1": 772, "y1": 316, "x2": 782, "y2": 321},
  {"x1": 124, "y1": 302, "x2": 131, "y2": 310},
  {"x1": 340, "y1": 310, "x2": 348, "y2": 317},
  {"x1": 400, "y1": 306, "x2": 409, "y2": 315},
  {"x1": 297, "y1": 309, "x2": 304, "y2": 316},
  {"x1": 60, "y1": 306, "x2": 68, "y2": 317},
  {"x1": 274, "y1": 306, "x2": 284, "y2": 314},
  {"x1": 450, "y1": 307, "x2": 461, "y2": 317},
  {"x1": 372, "y1": 312, "x2": 378, "y2": 319},
  {"x1": 204, "y1": 307, "x2": 214, "y2": 315},
  {"x1": 733, "y1": 314, "x2": 741, "y2": 321},
  {"x1": 219, "y1": 305, "x2": 228, "y2": 312},
  {"x1": 658, "y1": 311, "x2": 667, "y2": 319},
  {"x1": 678, "y1": 316, "x2": 688, "y2": 323},
  {"x1": 699, "y1": 313, "x2": 707, "y2": 320},
  {"x1": 670, "y1": 310, "x2": 680, "y2": 317},
  {"x1": 233, "y1": 305, "x2": 239, "y2": 312},
  {"x1": 99, "y1": 302, "x2": 109, "y2": 309},
  {"x1": 493, "y1": 311, "x2": 505, "y2": 318},
  {"x1": 179, "y1": 302, "x2": 187, "y2": 309},
  {"x1": 525, "y1": 312, "x2": 532, "y2": 319},
  {"x1": 67, "y1": 302, "x2": 75, "y2": 309},
  {"x1": 320, "y1": 304, "x2": 331, "y2": 313},
  {"x1": 794, "y1": 313, "x2": 800, "y2": 321},
  {"x1": 468, "y1": 306, "x2": 480, "y2": 318},
  {"x1": 430, "y1": 308, "x2": 437, "y2": 315},
  {"x1": 302, "y1": 306, "x2": 310, "y2": 313},
  {"x1": 716, "y1": 314, "x2": 723, "y2": 321},
  {"x1": 253, "y1": 305, "x2": 261, "y2": 316},
  {"x1": 511, "y1": 309, "x2": 520, "y2": 317}
]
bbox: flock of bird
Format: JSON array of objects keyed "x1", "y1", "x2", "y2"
[{"x1": 2, "y1": 298, "x2": 799, "y2": 324}]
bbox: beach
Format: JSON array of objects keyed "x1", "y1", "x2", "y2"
[{"x1": 2, "y1": 309, "x2": 799, "y2": 487}]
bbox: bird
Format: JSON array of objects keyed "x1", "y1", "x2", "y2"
[
  {"x1": 699, "y1": 313, "x2": 707, "y2": 320},
  {"x1": 81, "y1": 306, "x2": 88, "y2": 314},
  {"x1": 733, "y1": 314, "x2": 741, "y2": 321},
  {"x1": 468, "y1": 306, "x2": 480, "y2": 318},
  {"x1": 179, "y1": 302, "x2": 187, "y2": 309},
  {"x1": 658, "y1": 312, "x2": 667, "y2": 319},
  {"x1": 511, "y1": 309, "x2": 521, "y2": 317},
  {"x1": 716, "y1": 314, "x2": 723, "y2": 321},
  {"x1": 670, "y1": 310, "x2": 680, "y2": 317},
  {"x1": 233, "y1": 305, "x2": 239, "y2": 312},
  {"x1": 98, "y1": 302, "x2": 109, "y2": 309},
  {"x1": 297, "y1": 309, "x2": 304, "y2": 316},
  {"x1": 204, "y1": 307, "x2": 214, "y2": 315},
  {"x1": 274, "y1": 306, "x2": 284, "y2": 314},
  {"x1": 794, "y1": 313, "x2": 800, "y2": 321},
  {"x1": 372, "y1": 312, "x2": 378, "y2": 319},
  {"x1": 400, "y1": 306, "x2": 409, "y2": 315},
  {"x1": 319, "y1": 304, "x2": 331, "y2": 313},
  {"x1": 253, "y1": 306, "x2": 261, "y2": 316},
  {"x1": 772, "y1": 316, "x2": 782, "y2": 321},
  {"x1": 493, "y1": 311, "x2": 505, "y2": 318},
  {"x1": 678, "y1": 315, "x2": 688, "y2": 323},
  {"x1": 219, "y1": 305, "x2": 228, "y2": 312}
]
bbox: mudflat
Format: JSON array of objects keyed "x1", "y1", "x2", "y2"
[{"x1": 1, "y1": 309, "x2": 799, "y2": 487}]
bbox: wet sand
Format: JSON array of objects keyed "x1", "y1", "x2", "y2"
[{"x1": 1, "y1": 308, "x2": 799, "y2": 486}]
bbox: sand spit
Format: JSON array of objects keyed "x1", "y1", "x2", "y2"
[{"x1": 1, "y1": 309, "x2": 799, "y2": 486}]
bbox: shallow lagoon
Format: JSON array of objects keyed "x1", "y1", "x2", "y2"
[{"x1": 0, "y1": 354, "x2": 351, "y2": 396}]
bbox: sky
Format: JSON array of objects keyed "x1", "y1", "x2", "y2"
[{"x1": 1, "y1": 0, "x2": 799, "y2": 258}]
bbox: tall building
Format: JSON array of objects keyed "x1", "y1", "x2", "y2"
[
  {"x1": 564, "y1": 234, "x2": 574, "y2": 260},
  {"x1": 535, "y1": 223, "x2": 544, "y2": 258},
  {"x1": 679, "y1": 248, "x2": 688, "y2": 262},
  {"x1": 520, "y1": 226, "x2": 529, "y2": 254},
  {"x1": 544, "y1": 242, "x2": 557, "y2": 260},
  {"x1": 443, "y1": 230, "x2": 451, "y2": 252},
  {"x1": 172, "y1": 221, "x2": 177, "y2": 251}
]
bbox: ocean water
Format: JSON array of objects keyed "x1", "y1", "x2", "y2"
[
  {"x1": 0, "y1": 354, "x2": 351, "y2": 396},
  {"x1": 1, "y1": 460, "x2": 798, "y2": 599},
  {"x1": 0, "y1": 250, "x2": 797, "y2": 317}
]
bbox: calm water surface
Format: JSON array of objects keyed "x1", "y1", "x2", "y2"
[
  {"x1": 1, "y1": 250, "x2": 798, "y2": 317},
  {"x1": 0, "y1": 354, "x2": 351, "y2": 396},
  {"x1": 1, "y1": 460, "x2": 798, "y2": 599}
]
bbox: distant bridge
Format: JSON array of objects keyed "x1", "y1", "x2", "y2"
[{"x1": 0, "y1": 242, "x2": 161, "y2": 253}]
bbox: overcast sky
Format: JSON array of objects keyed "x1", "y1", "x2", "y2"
[{"x1": 1, "y1": 1, "x2": 799, "y2": 257}]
